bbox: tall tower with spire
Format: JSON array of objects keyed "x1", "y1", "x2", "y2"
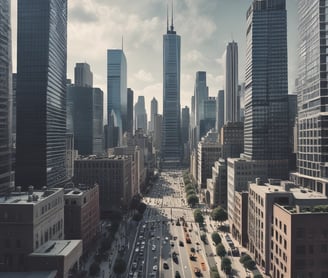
[{"x1": 161, "y1": 2, "x2": 182, "y2": 165}]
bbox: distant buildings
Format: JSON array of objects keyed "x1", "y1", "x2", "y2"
[
  {"x1": 134, "y1": 96, "x2": 147, "y2": 134},
  {"x1": 224, "y1": 41, "x2": 239, "y2": 123},
  {"x1": 126, "y1": 88, "x2": 134, "y2": 134},
  {"x1": 74, "y1": 63, "x2": 93, "y2": 88},
  {"x1": 0, "y1": 0, "x2": 12, "y2": 194},
  {"x1": 162, "y1": 12, "x2": 182, "y2": 165},
  {"x1": 107, "y1": 49, "x2": 127, "y2": 147},
  {"x1": 67, "y1": 85, "x2": 103, "y2": 155},
  {"x1": 150, "y1": 97, "x2": 158, "y2": 134},
  {"x1": 16, "y1": 0, "x2": 68, "y2": 189},
  {"x1": 216, "y1": 90, "x2": 224, "y2": 133}
]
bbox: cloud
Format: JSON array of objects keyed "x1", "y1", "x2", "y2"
[
  {"x1": 185, "y1": 50, "x2": 204, "y2": 63},
  {"x1": 69, "y1": 5, "x2": 98, "y2": 23},
  {"x1": 134, "y1": 69, "x2": 154, "y2": 82}
]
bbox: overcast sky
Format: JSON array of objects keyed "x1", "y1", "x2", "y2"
[{"x1": 11, "y1": 0, "x2": 298, "y2": 116}]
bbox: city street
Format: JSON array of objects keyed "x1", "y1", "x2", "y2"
[{"x1": 125, "y1": 169, "x2": 210, "y2": 278}]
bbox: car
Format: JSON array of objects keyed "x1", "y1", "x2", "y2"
[
  {"x1": 129, "y1": 271, "x2": 133, "y2": 277},
  {"x1": 163, "y1": 262, "x2": 169, "y2": 269},
  {"x1": 174, "y1": 270, "x2": 181, "y2": 278},
  {"x1": 170, "y1": 242, "x2": 174, "y2": 247},
  {"x1": 165, "y1": 236, "x2": 169, "y2": 241},
  {"x1": 132, "y1": 261, "x2": 137, "y2": 270},
  {"x1": 154, "y1": 256, "x2": 158, "y2": 262},
  {"x1": 152, "y1": 265, "x2": 158, "y2": 271},
  {"x1": 194, "y1": 267, "x2": 201, "y2": 277},
  {"x1": 135, "y1": 247, "x2": 139, "y2": 253},
  {"x1": 152, "y1": 245, "x2": 156, "y2": 251}
]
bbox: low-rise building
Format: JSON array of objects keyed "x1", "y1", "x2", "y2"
[
  {"x1": 271, "y1": 204, "x2": 328, "y2": 278},
  {"x1": 0, "y1": 187, "x2": 64, "y2": 271},
  {"x1": 64, "y1": 184, "x2": 99, "y2": 252},
  {"x1": 248, "y1": 180, "x2": 328, "y2": 275},
  {"x1": 74, "y1": 156, "x2": 132, "y2": 215},
  {"x1": 28, "y1": 240, "x2": 82, "y2": 278},
  {"x1": 206, "y1": 159, "x2": 227, "y2": 208}
]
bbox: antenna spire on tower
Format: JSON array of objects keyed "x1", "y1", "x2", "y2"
[
  {"x1": 167, "y1": 3, "x2": 169, "y2": 32},
  {"x1": 170, "y1": 0, "x2": 174, "y2": 31}
]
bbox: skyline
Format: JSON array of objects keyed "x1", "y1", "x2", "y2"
[{"x1": 11, "y1": 0, "x2": 298, "y2": 116}]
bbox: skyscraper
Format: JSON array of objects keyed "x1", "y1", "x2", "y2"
[
  {"x1": 224, "y1": 41, "x2": 239, "y2": 123},
  {"x1": 16, "y1": 0, "x2": 68, "y2": 189},
  {"x1": 126, "y1": 88, "x2": 134, "y2": 134},
  {"x1": 244, "y1": 0, "x2": 289, "y2": 164},
  {"x1": 194, "y1": 71, "x2": 209, "y2": 128},
  {"x1": 162, "y1": 8, "x2": 182, "y2": 164},
  {"x1": 150, "y1": 97, "x2": 158, "y2": 133},
  {"x1": 135, "y1": 96, "x2": 147, "y2": 133},
  {"x1": 107, "y1": 49, "x2": 127, "y2": 145},
  {"x1": 67, "y1": 86, "x2": 103, "y2": 155},
  {"x1": 0, "y1": 0, "x2": 12, "y2": 194},
  {"x1": 181, "y1": 106, "x2": 190, "y2": 145},
  {"x1": 74, "y1": 63, "x2": 93, "y2": 88},
  {"x1": 216, "y1": 90, "x2": 225, "y2": 133},
  {"x1": 292, "y1": 0, "x2": 328, "y2": 195}
]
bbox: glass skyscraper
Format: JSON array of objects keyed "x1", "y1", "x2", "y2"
[
  {"x1": 16, "y1": 0, "x2": 68, "y2": 189},
  {"x1": 162, "y1": 14, "x2": 182, "y2": 164},
  {"x1": 244, "y1": 0, "x2": 289, "y2": 162},
  {"x1": 292, "y1": 0, "x2": 328, "y2": 194},
  {"x1": 0, "y1": 0, "x2": 12, "y2": 194},
  {"x1": 107, "y1": 49, "x2": 127, "y2": 145},
  {"x1": 225, "y1": 41, "x2": 239, "y2": 123}
]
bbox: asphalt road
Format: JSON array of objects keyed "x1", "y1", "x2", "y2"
[{"x1": 125, "y1": 169, "x2": 210, "y2": 278}]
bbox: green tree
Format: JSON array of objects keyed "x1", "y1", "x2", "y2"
[
  {"x1": 185, "y1": 185, "x2": 195, "y2": 192},
  {"x1": 186, "y1": 188, "x2": 196, "y2": 196},
  {"x1": 216, "y1": 243, "x2": 226, "y2": 257},
  {"x1": 210, "y1": 266, "x2": 220, "y2": 278},
  {"x1": 194, "y1": 209, "x2": 204, "y2": 224},
  {"x1": 187, "y1": 194, "x2": 199, "y2": 207},
  {"x1": 113, "y1": 258, "x2": 126, "y2": 275},
  {"x1": 254, "y1": 275, "x2": 263, "y2": 278},
  {"x1": 243, "y1": 259, "x2": 256, "y2": 270},
  {"x1": 221, "y1": 257, "x2": 232, "y2": 274},
  {"x1": 211, "y1": 207, "x2": 228, "y2": 225},
  {"x1": 89, "y1": 262, "x2": 100, "y2": 277},
  {"x1": 240, "y1": 254, "x2": 252, "y2": 264},
  {"x1": 211, "y1": 232, "x2": 221, "y2": 245},
  {"x1": 200, "y1": 233, "x2": 207, "y2": 243}
]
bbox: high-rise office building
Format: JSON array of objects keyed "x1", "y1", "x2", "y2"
[
  {"x1": 135, "y1": 96, "x2": 147, "y2": 134},
  {"x1": 150, "y1": 97, "x2": 158, "y2": 133},
  {"x1": 162, "y1": 9, "x2": 182, "y2": 164},
  {"x1": 16, "y1": 0, "x2": 68, "y2": 189},
  {"x1": 74, "y1": 63, "x2": 93, "y2": 88},
  {"x1": 224, "y1": 41, "x2": 239, "y2": 123},
  {"x1": 200, "y1": 97, "x2": 217, "y2": 138},
  {"x1": 67, "y1": 86, "x2": 103, "y2": 155},
  {"x1": 107, "y1": 49, "x2": 127, "y2": 145},
  {"x1": 0, "y1": 0, "x2": 12, "y2": 194},
  {"x1": 181, "y1": 106, "x2": 190, "y2": 144},
  {"x1": 194, "y1": 71, "x2": 209, "y2": 128},
  {"x1": 291, "y1": 0, "x2": 328, "y2": 195},
  {"x1": 243, "y1": 0, "x2": 289, "y2": 164},
  {"x1": 216, "y1": 90, "x2": 225, "y2": 133},
  {"x1": 127, "y1": 88, "x2": 134, "y2": 134}
]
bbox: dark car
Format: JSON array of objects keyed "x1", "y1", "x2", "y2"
[
  {"x1": 163, "y1": 262, "x2": 169, "y2": 269},
  {"x1": 179, "y1": 240, "x2": 184, "y2": 247},
  {"x1": 175, "y1": 271, "x2": 181, "y2": 278}
]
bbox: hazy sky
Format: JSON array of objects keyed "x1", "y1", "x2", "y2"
[{"x1": 11, "y1": 0, "x2": 298, "y2": 116}]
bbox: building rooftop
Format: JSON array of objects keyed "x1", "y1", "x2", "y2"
[
  {"x1": 64, "y1": 184, "x2": 98, "y2": 196},
  {"x1": 29, "y1": 240, "x2": 82, "y2": 257},
  {"x1": 250, "y1": 181, "x2": 328, "y2": 200},
  {"x1": 0, "y1": 271, "x2": 57, "y2": 278},
  {"x1": 278, "y1": 204, "x2": 328, "y2": 214},
  {"x1": 0, "y1": 188, "x2": 63, "y2": 205}
]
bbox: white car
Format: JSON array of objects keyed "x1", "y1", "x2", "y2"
[
  {"x1": 152, "y1": 265, "x2": 158, "y2": 271},
  {"x1": 152, "y1": 245, "x2": 156, "y2": 251}
]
